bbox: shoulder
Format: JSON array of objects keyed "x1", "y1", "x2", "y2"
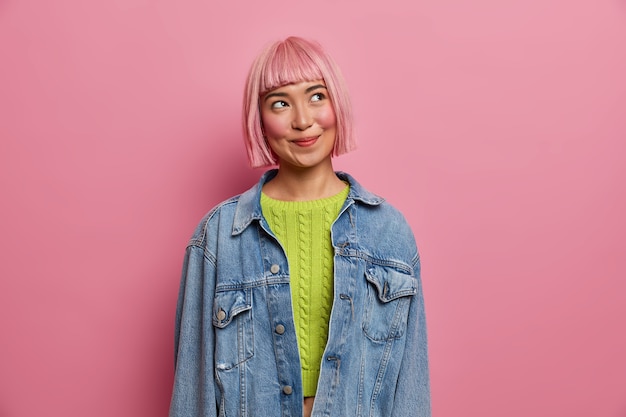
[
  {"x1": 340, "y1": 171, "x2": 413, "y2": 230},
  {"x1": 186, "y1": 170, "x2": 277, "y2": 247},
  {"x1": 187, "y1": 195, "x2": 242, "y2": 247},
  {"x1": 357, "y1": 199, "x2": 416, "y2": 243},
  {"x1": 340, "y1": 172, "x2": 419, "y2": 267}
]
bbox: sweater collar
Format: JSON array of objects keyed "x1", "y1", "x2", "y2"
[{"x1": 232, "y1": 169, "x2": 384, "y2": 235}]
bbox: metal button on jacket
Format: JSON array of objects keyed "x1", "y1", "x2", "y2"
[
  {"x1": 217, "y1": 309, "x2": 226, "y2": 321},
  {"x1": 275, "y1": 324, "x2": 285, "y2": 335},
  {"x1": 282, "y1": 385, "x2": 293, "y2": 395},
  {"x1": 270, "y1": 264, "x2": 280, "y2": 274}
]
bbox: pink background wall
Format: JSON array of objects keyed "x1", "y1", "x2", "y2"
[{"x1": 1, "y1": 0, "x2": 625, "y2": 416}]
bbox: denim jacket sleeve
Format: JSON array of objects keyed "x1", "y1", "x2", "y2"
[
  {"x1": 391, "y1": 255, "x2": 431, "y2": 416},
  {"x1": 169, "y1": 243, "x2": 218, "y2": 417}
]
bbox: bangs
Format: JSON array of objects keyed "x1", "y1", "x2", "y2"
[{"x1": 259, "y1": 41, "x2": 324, "y2": 94}]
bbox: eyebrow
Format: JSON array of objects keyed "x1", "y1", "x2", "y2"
[{"x1": 263, "y1": 84, "x2": 327, "y2": 102}]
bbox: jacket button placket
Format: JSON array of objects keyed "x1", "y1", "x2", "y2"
[{"x1": 265, "y1": 246, "x2": 301, "y2": 416}]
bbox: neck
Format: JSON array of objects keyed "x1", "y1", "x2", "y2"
[{"x1": 263, "y1": 161, "x2": 345, "y2": 201}]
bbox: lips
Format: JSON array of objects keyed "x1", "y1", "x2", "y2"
[{"x1": 291, "y1": 136, "x2": 319, "y2": 147}]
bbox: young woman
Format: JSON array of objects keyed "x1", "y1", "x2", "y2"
[{"x1": 169, "y1": 36, "x2": 430, "y2": 417}]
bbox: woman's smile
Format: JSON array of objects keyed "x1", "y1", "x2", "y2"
[{"x1": 291, "y1": 136, "x2": 319, "y2": 147}]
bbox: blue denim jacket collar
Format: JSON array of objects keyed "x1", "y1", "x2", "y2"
[{"x1": 232, "y1": 169, "x2": 384, "y2": 235}]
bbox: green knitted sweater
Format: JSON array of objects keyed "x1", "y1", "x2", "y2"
[{"x1": 260, "y1": 184, "x2": 349, "y2": 397}]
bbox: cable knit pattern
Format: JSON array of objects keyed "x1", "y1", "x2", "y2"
[
  {"x1": 320, "y1": 204, "x2": 333, "y2": 353},
  {"x1": 297, "y1": 209, "x2": 310, "y2": 374},
  {"x1": 260, "y1": 184, "x2": 349, "y2": 397}
]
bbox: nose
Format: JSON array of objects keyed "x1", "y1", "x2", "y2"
[{"x1": 291, "y1": 104, "x2": 313, "y2": 131}]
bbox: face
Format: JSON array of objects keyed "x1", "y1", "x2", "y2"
[{"x1": 260, "y1": 80, "x2": 337, "y2": 171}]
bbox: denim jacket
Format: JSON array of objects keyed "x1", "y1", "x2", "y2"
[{"x1": 169, "y1": 170, "x2": 430, "y2": 417}]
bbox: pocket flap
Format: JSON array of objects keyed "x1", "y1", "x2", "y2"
[
  {"x1": 213, "y1": 289, "x2": 251, "y2": 328},
  {"x1": 365, "y1": 265, "x2": 417, "y2": 302}
]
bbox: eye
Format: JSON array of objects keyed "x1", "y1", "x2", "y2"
[
  {"x1": 311, "y1": 92, "x2": 326, "y2": 102},
  {"x1": 271, "y1": 100, "x2": 289, "y2": 110}
]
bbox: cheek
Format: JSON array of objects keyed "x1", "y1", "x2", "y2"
[
  {"x1": 315, "y1": 105, "x2": 337, "y2": 129},
  {"x1": 261, "y1": 113, "x2": 288, "y2": 138}
]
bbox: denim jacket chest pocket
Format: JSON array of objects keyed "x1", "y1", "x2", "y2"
[
  {"x1": 212, "y1": 288, "x2": 254, "y2": 370},
  {"x1": 362, "y1": 264, "x2": 418, "y2": 342}
]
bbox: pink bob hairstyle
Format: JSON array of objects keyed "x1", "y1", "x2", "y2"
[{"x1": 242, "y1": 36, "x2": 356, "y2": 168}]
